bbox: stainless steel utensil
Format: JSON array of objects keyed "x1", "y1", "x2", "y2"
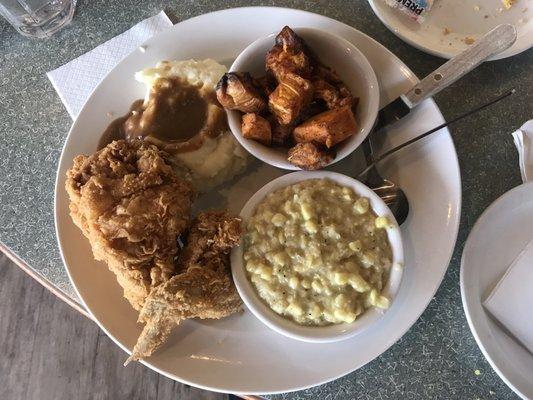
[
  {"x1": 361, "y1": 136, "x2": 410, "y2": 224},
  {"x1": 359, "y1": 89, "x2": 515, "y2": 225},
  {"x1": 357, "y1": 24, "x2": 517, "y2": 225},
  {"x1": 374, "y1": 24, "x2": 516, "y2": 132}
]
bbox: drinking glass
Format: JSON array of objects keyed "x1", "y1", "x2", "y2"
[{"x1": 0, "y1": 0, "x2": 75, "y2": 38}]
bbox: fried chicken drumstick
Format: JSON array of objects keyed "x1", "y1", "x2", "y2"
[
  {"x1": 65, "y1": 140, "x2": 194, "y2": 310},
  {"x1": 125, "y1": 211, "x2": 243, "y2": 364}
]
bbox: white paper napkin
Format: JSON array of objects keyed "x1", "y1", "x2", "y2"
[
  {"x1": 47, "y1": 11, "x2": 172, "y2": 120},
  {"x1": 481, "y1": 120, "x2": 533, "y2": 355},
  {"x1": 512, "y1": 120, "x2": 533, "y2": 183},
  {"x1": 483, "y1": 239, "x2": 533, "y2": 355}
]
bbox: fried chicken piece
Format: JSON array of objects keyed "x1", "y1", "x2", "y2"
[
  {"x1": 242, "y1": 113, "x2": 272, "y2": 145},
  {"x1": 216, "y1": 72, "x2": 267, "y2": 113},
  {"x1": 293, "y1": 105, "x2": 357, "y2": 148},
  {"x1": 287, "y1": 142, "x2": 334, "y2": 170},
  {"x1": 266, "y1": 26, "x2": 313, "y2": 81},
  {"x1": 126, "y1": 211, "x2": 242, "y2": 363},
  {"x1": 65, "y1": 140, "x2": 194, "y2": 310},
  {"x1": 269, "y1": 73, "x2": 314, "y2": 125}
]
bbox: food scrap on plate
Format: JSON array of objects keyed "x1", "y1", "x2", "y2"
[
  {"x1": 501, "y1": 0, "x2": 516, "y2": 9},
  {"x1": 216, "y1": 26, "x2": 359, "y2": 170}
]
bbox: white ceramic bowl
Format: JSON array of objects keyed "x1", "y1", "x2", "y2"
[
  {"x1": 231, "y1": 171, "x2": 404, "y2": 343},
  {"x1": 228, "y1": 27, "x2": 380, "y2": 170}
]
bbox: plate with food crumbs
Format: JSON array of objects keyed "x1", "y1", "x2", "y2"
[
  {"x1": 55, "y1": 6, "x2": 461, "y2": 395},
  {"x1": 368, "y1": 0, "x2": 532, "y2": 59}
]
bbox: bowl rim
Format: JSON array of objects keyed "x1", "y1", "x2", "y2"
[
  {"x1": 227, "y1": 26, "x2": 380, "y2": 171},
  {"x1": 230, "y1": 171, "x2": 405, "y2": 343}
]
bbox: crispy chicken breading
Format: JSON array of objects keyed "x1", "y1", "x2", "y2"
[
  {"x1": 65, "y1": 140, "x2": 194, "y2": 310},
  {"x1": 126, "y1": 211, "x2": 242, "y2": 363}
]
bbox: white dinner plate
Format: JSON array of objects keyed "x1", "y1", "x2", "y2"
[
  {"x1": 54, "y1": 7, "x2": 461, "y2": 394},
  {"x1": 461, "y1": 182, "x2": 533, "y2": 400},
  {"x1": 368, "y1": 0, "x2": 533, "y2": 60}
]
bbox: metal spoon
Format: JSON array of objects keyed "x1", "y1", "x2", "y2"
[
  {"x1": 358, "y1": 88, "x2": 515, "y2": 225},
  {"x1": 356, "y1": 24, "x2": 517, "y2": 225},
  {"x1": 361, "y1": 133, "x2": 410, "y2": 224}
]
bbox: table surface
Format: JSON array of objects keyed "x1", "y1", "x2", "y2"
[{"x1": 1, "y1": 0, "x2": 531, "y2": 399}]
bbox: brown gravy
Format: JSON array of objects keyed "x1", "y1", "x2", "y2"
[
  {"x1": 98, "y1": 100, "x2": 142, "y2": 150},
  {"x1": 98, "y1": 77, "x2": 223, "y2": 151}
]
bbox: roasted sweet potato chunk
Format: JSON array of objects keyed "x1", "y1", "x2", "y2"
[
  {"x1": 266, "y1": 26, "x2": 313, "y2": 81},
  {"x1": 216, "y1": 72, "x2": 267, "y2": 113},
  {"x1": 298, "y1": 101, "x2": 328, "y2": 123},
  {"x1": 293, "y1": 105, "x2": 357, "y2": 148},
  {"x1": 287, "y1": 142, "x2": 334, "y2": 170},
  {"x1": 314, "y1": 64, "x2": 342, "y2": 84},
  {"x1": 269, "y1": 74, "x2": 314, "y2": 125},
  {"x1": 241, "y1": 113, "x2": 271, "y2": 145},
  {"x1": 268, "y1": 116, "x2": 294, "y2": 146},
  {"x1": 254, "y1": 75, "x2": 277, "y2": 98},
  {"x1": 220, "y1": 26, "x2": 358, "y2": 167},
  {"x1": 313, "y1": 79, "x2": 353, "y2": 110}
]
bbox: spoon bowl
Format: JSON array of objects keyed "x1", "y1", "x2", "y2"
[
  {"x1": 356, "y1": 88, "x2": 515, "y2": 226},
  {"x1": 359, "y1": 135, "x2": 410, "y2": 225},
  {"x1": 365, "y1": 171, "x2": 409, "y2": 225}
]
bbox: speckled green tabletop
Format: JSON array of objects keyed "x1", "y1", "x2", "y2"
[{"x1": 1, "y1": 1, "x2": 532, "y2": 399}]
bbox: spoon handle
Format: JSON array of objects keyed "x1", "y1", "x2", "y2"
[
  {"x1": 357, "y1": 88, "x2": 516, "y2": 179},
  {"x1": 401, "y1": 24, "x2": 516, "y2": 109}
]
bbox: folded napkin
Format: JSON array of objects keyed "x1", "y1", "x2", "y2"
[
  {"x1": 512, "y1": 120, "x2": 533, "y2": 183},
  {"x1": 47, "y1": 11, "x2": 172, "y2": 120},
  {"x1": 481, "y1": 121, "x2": 533, "y2": 355},
  {"x1": 483, "y1": 239, "x2": 533, "y2": 355}
]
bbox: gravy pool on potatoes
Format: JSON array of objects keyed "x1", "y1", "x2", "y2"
[
  {"x1": 98, "y1": 77, "x2": 226, "y2": 152},
  {"x1": 97, "y1": 58, "x2": 249, "y2": 192}
]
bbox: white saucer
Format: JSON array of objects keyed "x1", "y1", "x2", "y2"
[
  {"x1": 461, "y1": 182, "x2": 533, "y2": 399},
  {"x1": 368, "y1": 0, "x2": 533, "y2": 60}
]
